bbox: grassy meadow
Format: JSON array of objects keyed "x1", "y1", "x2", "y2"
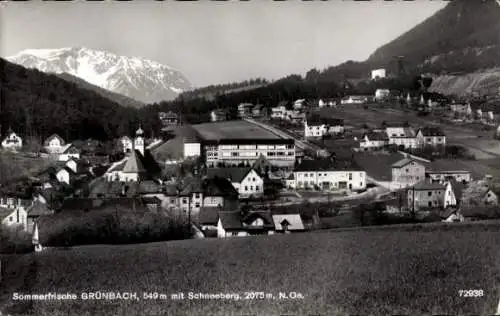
[
  {"x1": 1, "y1": 223, "x2": 499, "y2": 316},
  {"x1": 0, "y1": 150, "x2": 54, "y2": 185}
]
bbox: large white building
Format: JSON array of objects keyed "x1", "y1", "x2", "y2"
[
  {"x1": 304, "y1": 115, "x2": 344, "y2": 138},
  {"x1": 359, "y1": 131, "x2": 389, "y2": 151},
  {"x1": 203, "y1": 139, "x2": 296, "y2": 169},
  {"x1": 289, "y1": 159, "x2": 366, "y2": 191},
  {"x1": 375, "y1": 89, "x2": 390, "y2": 100},
  {"x1": 1, "y1": 129, "x2": 22, "y2": 151},
  {"x1": 371, "y1": 68, "x2": 387, "y2": 80}
]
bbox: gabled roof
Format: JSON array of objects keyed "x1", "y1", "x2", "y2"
[
  {"x1": 295, "y1": 158, "x2": 361, "y2": 172},
  {"x1": 203, "y1": 177, "x2": 238, "y2": 198},
  {"x1": 199, "y1": 206, "x2": 222, "y2": 225},
  {"x1": 391, "y1": 158, "x2": 422, "y2": 168},
  {"x1": 418, "y1": 126, "x2": 445, "y2": 137},
  {"x1": 242, "y1": 210, "x2": 274, "y2": 228},
  {"x1": 306, "y1": 114, "x2": 344, "y2": 126},
  {"x1": 27, "y1": 200, "x2": 53, "y2": 217},
  {"x1": 272, "y1": 214, "x2": 305, "y2": 231},
  {"x1": 218, "y1": 211, "x2": 243, "y2": 230},
  {"x1": 141, "y1": 196, "x2": 162, "y2": 205},
  {"x1": 123, "y1": 151, "x2": 147, "y2": 173},
  {"x1": 412, "y1": 180, "x2": 445, "y2": 191},
  {"x1": 206, "y1": 167, "x2": 255, "y2": 183},
  {"x1": 44, "y1": 134, "x2": 65, "y2": 146},
  {"x1": 363, "y1": 131, "x2": 389, "y2": 141},
  {"x1": 62, "y1": 144, "x2": 80, "y2": 154}
]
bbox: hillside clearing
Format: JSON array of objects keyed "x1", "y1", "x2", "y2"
[{"x1": 1, "y1": 223, "x2": 499, "y2": 316}]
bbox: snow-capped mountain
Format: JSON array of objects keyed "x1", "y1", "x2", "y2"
[{"x1": 7, "y1": 47, "x2": 192, "y2": 103}]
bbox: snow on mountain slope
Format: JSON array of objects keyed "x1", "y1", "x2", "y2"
[{"x1": 7, "y1": 47, "x2": 192, "y2": 104}]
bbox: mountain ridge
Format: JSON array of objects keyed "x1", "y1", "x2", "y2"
[{"x1": 7, "y1": 47, "x2": 192, "y2": 104}]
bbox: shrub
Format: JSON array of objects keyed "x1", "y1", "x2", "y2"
[
  {"x1": 0, "y1": 226, "x2": 34, "y2": 254},
  {"x1": 39, "y1": 209, "x2": 192, "y2": 247}
]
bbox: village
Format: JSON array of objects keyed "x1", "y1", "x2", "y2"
[{"x1": 2, "y1": 73, "x2": 500, "y2": 249}]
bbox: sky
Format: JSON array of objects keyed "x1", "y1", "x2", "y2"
[{"x1": 0, "y1": 0, "x2": 447, "y2": 87}]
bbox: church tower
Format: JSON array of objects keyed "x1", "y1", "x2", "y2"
[{"x1": 134, "y1": 125, "x2": 144, "y2": 156}]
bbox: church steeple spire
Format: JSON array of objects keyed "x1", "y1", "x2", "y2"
[{"x1": 134, "y1": 124, "x2": 144, "y2": 156}]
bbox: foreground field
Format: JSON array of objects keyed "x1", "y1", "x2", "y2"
[{"x1": 1, "y1": 223, "x2": 499, "y2": 316}]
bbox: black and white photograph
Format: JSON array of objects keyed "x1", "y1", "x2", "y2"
[{"x1": 0, "y1": 0, "x2": 499, "y2": 315}]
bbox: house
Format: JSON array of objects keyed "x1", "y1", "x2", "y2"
[
  {"x1": 270, "y1": 103, "x2": 288, "y2": 120},
  {"x1": 304, "y1": 114, "x2": 344, "y2": 138},
  {"x1": 416, "y1": 127, "x2": 446, "y2": 148},
  {"x1": 199, "y1": 205, "x2": 223, "y2": 233},
  {"x1": 206, "y1": 167, "x2": 264, "y2": 199},
  {"x1": 375, "y1": 89, "x2": 390, "y2": 100},
  {"x1": 238, "y1": 103, "x2": 254, "y2": 118},
  {"x1": 252, "y1": 104, "x2": 264, "y2": 117},
  {"x1": 318, "y1": 99, "x2": 336, "y2": 108},
  {"x1": 272, "y1": 214, "x2": 305, "y2": 233},
  {"x1": 407, "y1": 180, "x2": 456, "y2": 211},
  {"x1": 217, "y1": 210, "x2": 275, "y2": 237},
  {"x1": 105, "y1": 126, "x2": 161, "y2": 182},
  {"x1": 291, "y1": 158, "x2": 366, "y2": 191},
  {"x1": 210, "y1": 109, "x2": 228, "y2": 122},
  {"x1": 391, "y1": 158, "x2": 426, "y2": 189},
  {"x1": 57, "y1": 144, "x2": 81, "y2": 161},
  {"x1": 43, "y1": 134, "x2": 66, "y2": 153},
  {"x1": 120, "y1": 136, "x2": 133, "y2": 153},
  {"x1": 293, "y1": 99, "x2": 307, "y2": 110},
  {"x1": 55, "y1": 166, "x2": 77, "y2": 185},
  {"x1": 359, "y1": 131, "x2": 389, "y2": 151},
  {"x1": 341, "y1": 95, "x2": 369, "y2": 105},
  {"x1": 385, "y1": 127, "x2": 417, "y2": 149},
  {"x1": 286, "y1": 110, "x2": 306, "y2": 124},
  {"x1": 159, "y1": 111, "x2": 178, "y2": 126},
  {"x1": 371, "y1": 68, "x2": 386, "y2": 80},
  {"x1": 450, "y1": 103, "x2": 472, "y2": 115},
  {"x1": 1, "y1": 129, "x2": 23, "y2": 151},
  {"x1": 0, "y1": 205, "x2": 27, "y2": 231},
  {"x1": 26, "y1": 200, "x2": 53, "y2": 233}
]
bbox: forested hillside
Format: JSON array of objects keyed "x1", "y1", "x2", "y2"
[{"x1": 0, "y1": 58, "x2": 161, "y2": 141}]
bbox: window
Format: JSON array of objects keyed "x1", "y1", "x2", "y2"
[
  {"x1": 231, "y1": 152, "x2": 239, "y2": 157},
  {"x1": 256, "y1": 186, "x2": 260, "y2": 191},
  {"x1": 428, "y1": 192, "x2": 432, "y2": 197},
  {"x1": 9, "y1": 216, "x2": 13, "y2": 222},
  {"x1": 170, "y1": 199, "x2": 175, "y2": 204},
  {"x1": 438, "y1": 138, "x2": 442, "y2": 142},
  {"x1": 428, "y1": 201, "x2": 432, "y2": 207},
  {"x1": 245, "y1": 186, "x2": 248, "y2": 191},
  {"x1": 305, "y1": 174, "x2": 308, "y2": 178},
  {"x1": 250, "y1": 186, "x2": 254, "y2": 191},
  {"x1": 310, "y1": 173, "x2": 314, "y2": 177},
  {"x1": 405, "y1": 168, "x2": 409, "y2": 173},
  {"x1": 232, "y1": 232, "x2": 238, "y2": 236},
  {"x1": 348, "y1": 173, "x2": 352, "y2": 180},
  {"x1": 195, "y1": 203, "x2": 200, "y2": 208},
  {"x1": 252, "y1": 178, "x2": 256, "y2": 182},
  {"x1": 360, "y1": 182, "x2": 363, "y2": 187},
  {"x1": 182, "y1": 198, "x2": 187, "y2": 204},
  {"x1": 194, "y1": 193, "x2": 200, "y2": 199}
]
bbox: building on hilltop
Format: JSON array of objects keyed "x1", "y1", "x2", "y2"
[{"x1": 1, "y1": 128, "x2": 23, "y2": 151}]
